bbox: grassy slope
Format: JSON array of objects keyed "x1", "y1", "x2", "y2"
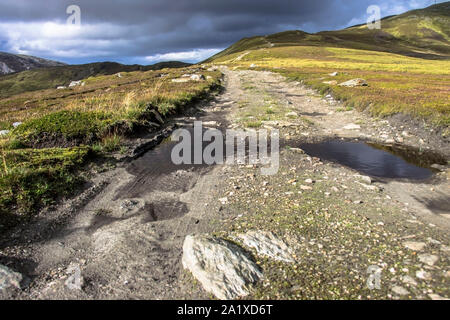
[
  {"x1": 208, "y1": 3, "x2": 450, "y2": 61},
  {"x1": 0, "y1": 66, "x2": 222, "y2": 228},
  {"x1": 0, "y1": 61, "x2": 191, "y2": 99},
  {"x1": 208, "y1": 3, "x2": 450, "y2": 128}
]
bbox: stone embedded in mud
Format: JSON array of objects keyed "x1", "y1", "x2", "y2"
[
  {"x1": 182, "y1": 234, "x2": 262, "y2": 300},
  {"x1": 236, "y1": 231, "x2": 294, "y2": 263},
  {"x1": 343, "y1": 123, "x2": 361, "y2": 130},
  {"x1": 403, "y1": 241, "x2": 426, "y2": 252},
  {"x1": 391, "y1": 286, "x2": 409, "y2": 296},
  {"x1": 0, "y1": 264, "x2": 22, "y2": 293},
  {"x1": 354, "y1": 174, "x2": 372, "y2": 184},
  {"x1": 428, "y1": 294, "x2": 449, "y2": 300},
  {"x1": 431, "y1": 164, "x2": 446, "y2": 172},
  {"x1": 286, "y1": 112, "x2": 298, "y2": 118},
  {"x1": 416, "y1": 270, "x2": 432, "y2": 281},
  {"x1": 402, "y1": 275, "x2": 418, "y2": 286},
  {"x1": 418, "y1": 254, "x2": 439, "y2": 266},
  {"x1": 339, "y1": 78, "x2": 368, "y2": 87}
]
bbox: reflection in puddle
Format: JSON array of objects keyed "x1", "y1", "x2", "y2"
[{"x1": 299, "y1": 140, "x2": 446, "y2": 180}]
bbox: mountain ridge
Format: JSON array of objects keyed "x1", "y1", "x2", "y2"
[
  {"x1": 0, "y1": 60, "x2": 191, "y2": 99},
  {"x1": 207, "y1": 2, "x2": 450, "y2": 61},
  {"x1": 0, "y1": 52, "x2": 66, "y2": 75}
]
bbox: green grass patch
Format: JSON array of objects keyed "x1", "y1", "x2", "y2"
[{"x1": 0, "y1": 147, "x2": 91, "y2": 229}]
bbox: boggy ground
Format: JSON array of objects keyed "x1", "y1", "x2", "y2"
[{"x1": 1, "y1": 68, "x2": 449, "y2": 300}]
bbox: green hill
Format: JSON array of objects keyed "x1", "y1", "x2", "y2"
[
  {"x1": 207, "y1": 3, "x2": 450, "y2": 127},
  {"x1": 0, "y1": 61, "x2": 191, "y2": 99},
  {"x1": 0, "y1": 52, "x2": 66, "y2": 75},
  {"x1": 208, "y1": 2, "x2": 450, "y2": 61}
]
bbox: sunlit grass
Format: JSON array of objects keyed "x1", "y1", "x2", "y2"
[{"x1": 216, "y1": 46, "x2": 450, "y2": 126}]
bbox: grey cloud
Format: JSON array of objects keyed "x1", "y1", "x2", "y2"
[{"x1": 0, "y1": 0, "x2": 443, "y2": 64}]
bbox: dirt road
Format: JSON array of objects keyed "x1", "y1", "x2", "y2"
[{"x1": 1, "y1": 68, "x2": 449, "y2": 299}]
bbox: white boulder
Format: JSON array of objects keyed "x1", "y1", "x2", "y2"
[{"x1": 182, "y1": 234, "x2": 262, "y2": 300}]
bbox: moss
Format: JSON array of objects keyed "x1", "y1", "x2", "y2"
[
  {"x1": 13, "y1": 110, "x2": 112, "y2": 142},
  {"x1": 0, "y1": 147, "x2": 90, "y2": 229}
]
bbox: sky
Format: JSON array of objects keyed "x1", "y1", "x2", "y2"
[{"x1": 0, "y1": 0, "x2": 446, "y2": 65}]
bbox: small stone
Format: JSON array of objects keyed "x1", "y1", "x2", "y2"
[
  {"x1": 219, "y1": 197, "x2": 228, "y2": 205},
  {"x1": 402, "y1": 275, "x2": 418, "y2": 286},
  {"x1": 418, "y1": 254, "x2": 439, "y2": 266},
  {"x1": 304, "y1": 179, "x2": 314, "y2": 184},
  {"x1": 339, "y1": 78, "x2": 368, "y2": 87},
  {"x1": 355, "y1": 175, "x2": 372, "y2": 184},
  {"x1": 416, "y1": 270, "x2": 432, "y2": 281},
  {"x1": 300, "y1": 185, "x2": 312, "y2": 191},
  {"x1": 391, "y1": 286, "x2": 409, "y2": 296},
  {"x1": 428, "y1": 294, "x2": 449, "y2": 300},
  {"x1": 286, "y1": 112, "x2": 298, "y2": 117},
  {"x1": 0, "y1": 264, "x2": 22, "y2": 294},
  {"x1": 403, "y1": 241, "x2": 426, "y2": 252},
  {"x1": 343, "y1": 124, "x2": 361, "y2": 130}
]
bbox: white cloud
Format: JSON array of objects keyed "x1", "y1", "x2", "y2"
[
  {"x1": 0, "y1": 21, "x2": 130, "y2": 58},
  {"x1": 145, "y1": 48, "x2": 223, "y2": 63}
]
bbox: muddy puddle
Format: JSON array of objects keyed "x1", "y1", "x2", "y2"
[{"x1": 299, "y1": 139, "x2": 447, "y2": 180}]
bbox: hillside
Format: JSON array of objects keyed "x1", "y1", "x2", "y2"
[
  {"x1": 0, "y1": 60, "x2": 191, "y2": 99},
  {"x1": 207, "y1": 3, "x2": 450, "y2": 127},
  {"x1": 208, "y1": 2, "x2": 450, "y2": 61},
  {"x1": 0, "y1": 52, "x2": 66, "y2": 75}
]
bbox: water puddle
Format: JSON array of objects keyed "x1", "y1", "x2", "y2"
[
  {"x1": 141, "y1": 201, "x2": 189, "y2": 223},
  {"x1": 299, "y1": 139, "x2": 447, "y2": 180}
]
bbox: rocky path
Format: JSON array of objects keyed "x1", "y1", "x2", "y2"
[{"x1": 1, "y1": 68, "x2": 449, "y2": 300}]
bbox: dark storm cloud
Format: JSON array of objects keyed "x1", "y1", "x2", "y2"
[{"x1": 0, "y1": 0, "x2": 443, "y2": 64}]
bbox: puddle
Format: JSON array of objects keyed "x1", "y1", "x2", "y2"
[
  {"x1": 141, "y1": 201, "x2": 188, "y2": 223},
  {"x1": 299, "y1": 139, "x2": 446, "y2": 180}
]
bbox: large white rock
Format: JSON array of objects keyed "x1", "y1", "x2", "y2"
[
  {"x1": 190, "y1": 74, "x2": 206, "y2": 81},
  {"x1": 172, "y1": 78, "x2": 190, "y2": 83},
  {"x1": 0, "y1": 264, "x2": 22, "y2": 293},
  {"x1": 182, "y1": 234, "x2": 262, "y2": 300},
  {"x1": 69, "y1": 80, "x2": 82, "y2": 87},
  {"x1": 236, "y1": 231, "x2": 294, "y2": 263},
  {"x1": 339, "y1": 78, "x2": 368, "y2": 87},
  {"x1": 343, "y1": 124, "x2": 361, "y2": 130}
]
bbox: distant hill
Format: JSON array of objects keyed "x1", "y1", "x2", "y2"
[
  {"x1": 0, "y1": 52, "x2": 66, "y2": 75},
  {"x1": 208, "y1": 2, "x2": 450, "y2": 61},
  {"x1": 0, "y1": 60, "x2": 191, "y2": 99}
]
